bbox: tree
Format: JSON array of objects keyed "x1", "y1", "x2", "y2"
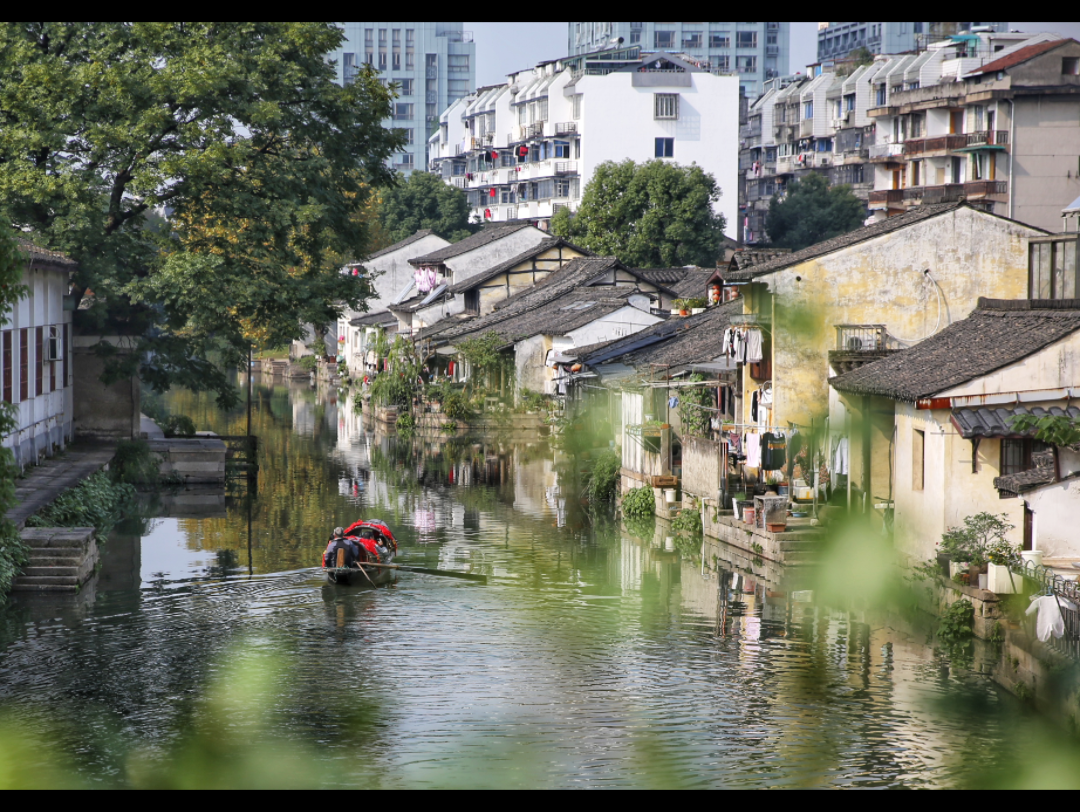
[
  {"x1": 0, "y1": 23, "x2": 405, "y2": 405},
  {"x1": 551, "y1": 159, "x2": 726, "y2": 268},
  {"x1": 376, "y1": 170, "x2": 478, "y2": 245},
  {"x1": 764, "y1": 173, "x2": 866, "y2": 251}
]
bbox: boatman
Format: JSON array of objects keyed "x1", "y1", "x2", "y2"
[{"x1": 323, "y1": 527, "x2": 360, "y2": 569}]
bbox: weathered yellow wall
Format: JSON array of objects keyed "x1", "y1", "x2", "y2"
[{"x1": 753, "y1": 207, "x2": 1040, "y2": 429}]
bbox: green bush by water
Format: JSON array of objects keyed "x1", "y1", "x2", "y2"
[
  {"x1": 585, "y1": 449, "x2": 620, "y2": 505},
  {"x1": 622, "y1": 486, "x2": 655, "y2": 519},
  {"x1": 161, "y1": 415, "x2": 196, "y2": 438},
  {"x1": 110, "y1": 440, "x2": 162, "y2": 486},
  {"x1": 26, "y1": 472, "x2": 137, "y2": 534}
]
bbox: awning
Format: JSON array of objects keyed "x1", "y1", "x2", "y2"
[{"x1": 951, "y1": 405, "x2": 1080, "y2": 439}]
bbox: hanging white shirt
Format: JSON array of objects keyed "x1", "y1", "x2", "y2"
[
  {"x1": 1027, "y1": 595, "x2": 1078, "y2": 642},
  {"x1": 834, "y1": 437, "x2": 849, "y2": 476},
  {"x1": 745, "y1": 329, "x2": 764, "y2": 364}
]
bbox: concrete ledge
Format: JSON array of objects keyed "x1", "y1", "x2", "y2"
[
  {"x1": 12, "y1": 527, "x2": 99, "y2": 594},
  {"x1": 703, "y1": 499, "x2": 826, "y2": 566}
]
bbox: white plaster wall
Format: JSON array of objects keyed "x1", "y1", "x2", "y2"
[
  {"x1": 358, "y1": 233, "x2": 450, "y2": 313},
  {"x1": 445, "y1": 227, "x2": 548, "y2": 287},
  {"x1": 577, "y1": 70, "x2": 739, "y2": 239},
  {"x1": 1025, "y1": 479, "x2": 1080, "y2": 559},
  {"x1": 514, "y1": 334, "x2": 548, "y2": 396},
  {"x1": 565, "y1": 307, "x2": 662, "y2": 348}
]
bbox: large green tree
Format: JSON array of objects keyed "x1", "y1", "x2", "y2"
[
  {"x1": 551, "y1": 159, "x2": 725, "y2": 268},
  {"x1": 376, "y1": 170, "x2": 477, "y2": 245},
  {"x1": 0, "y1": 22, "x2": 404, "y2": 404},
  {"x1": 764, "y1": 173, "x2": 866, "y2": 251}
]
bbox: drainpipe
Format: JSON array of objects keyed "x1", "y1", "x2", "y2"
[
  {"x1": 862, "y1": 395, "x2": 872, "y2": 514},
  {"x1": 1006, "y1": 99, "x2": 1016, "y2": 220}
]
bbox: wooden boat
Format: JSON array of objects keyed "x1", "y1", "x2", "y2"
[{"x1": 324, "y1": 520, "x2": 399, "y2": 587}]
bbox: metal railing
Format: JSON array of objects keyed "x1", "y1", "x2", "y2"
[
  {"x1": 903, "y1": 134, "x2": 967, "y2": 155},
  {"x1": 1007, "y1": 561, "x2": 1080, "y2": 661},
  {"x1": 554, "y1": 122, "x2": 577, "y2": 135},
  {"x1": 966, "y1": 129, "x2": 1009, "y2": 148},
  {"x1": 554, "y1": 161, "x2": 578, "y2": 175},
  {"x1": 834, "y1": 324, "x2": 899, "y2": 352},
  {"x1": 869, "y1": 143, "x2": 904, "y2": 160},
  {"x1": 868, "y1": 189, "x2": 904, "y2": 206}
]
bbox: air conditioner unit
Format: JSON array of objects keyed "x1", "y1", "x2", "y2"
[
  {"x1": 44, "y1": 336, "x2": 60, "y2": 361},
  {"x1": 846, "y1": 336, "x2": 864, "y2": 351}
]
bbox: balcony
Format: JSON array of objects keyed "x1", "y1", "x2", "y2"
[
  {"x1": 868, "y1": 189, "x2": 904, "y2": 208},
  {"x1": 902, "y1": 134, "x2": 967, "y2": 157},
  {"x1": 961, "y1": 130, "x2": 1010, "y2": 150},
  {"x1": 554, "y1": 161, "x2": 578, "y2": 175},
  {"x1": 527, "y1": 122, "x2": 545, "y2": 139},
  {"x1": 869, "y1": 143, "x2": 904, "y2": 161},
  {"x1": 964, "y1": 179, "x2": 1008, "y2": 200},
  {"x1": 800, "y1": 119, "x2": 814, "y2": 138},
  {"x1": 554, "y1": 122, "x2": 577, "y2": 136},
  {"x1": 829, "y1": 325, "x2": 901, "y2": 373}
]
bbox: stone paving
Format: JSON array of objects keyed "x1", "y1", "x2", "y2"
[{"x1": 8, "y1": 445, "x2": 117, "y2": 529}]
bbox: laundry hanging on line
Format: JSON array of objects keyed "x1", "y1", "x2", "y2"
[{"x1": 722, "y1": 327, "x2": 764, "y2": 364}]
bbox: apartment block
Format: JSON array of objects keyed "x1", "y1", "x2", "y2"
[
  {"x1": 817, "y1": 22, "x2": 1007, "y2": 62},
  {"x1": 429, "y1": 46, "x2": 739, "y2": 237},
  {"x1": 568, "y1": 23, "x2": 788, "y2": 99},
  {"x1": 329, "y1": 22, "x2": 475, "y2": 173}
]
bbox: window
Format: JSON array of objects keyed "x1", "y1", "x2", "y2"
[
  {"x1": 876, "y1": 85, "x2": 887, "y2": 106},
  {"x1": 803, "y1": 101, "x2": 813, "y2": 120},
  {"x1": 571, "y1": 94, "x2": 582, "y2": 121},
  {"x1": 683, "y1": 32, "x2": 703, "y2": 49},
  {"x1": 1001, "y1": 439, "x2": 1051, "y2": 476},
  {"x1": 406, "y1": 51, "x2": 415, "y2": 70},
  {"x1": 394, "y1": 103, "x2": 413, "y2": 120},
  {"x1": 392, "y1": 52, "x2": 401, "y2": 71},
  {"x1": 654, "y1": 93, "x2": 679, "y2": 120},
  {"x1": 715, "y1": 55, "x2": 730, "y2": 71},
  {"x1": 378, "y1": 29, "x2": 386, "y2": 45},
  {"x1": 736, "y1": 55, "x2": 757, "y2": 74},
  {"x1": 1064, "y1": 57, "x2": 1080, "y2": 76},
  {"x1": 655, "y1": 137, "x2": 674, "y2": 158},
  {"x1": 2, "y1": 331, "x2": 9, "y2": 403},
  {"x1": 19, "y1": 328, "x2": 27, "y2": 402},
  {"x1": 406, "y1": 29, "x2": 414, "y2": 45},
  {"x1": 710, "y1": 33, "x2": 730, "y2": 49},
  {"x1": 736, "y1": 31, "x2": 758, "y2": 49},
  {"x1": 537, "y1": 98, "x2": 548, "y2": 122},
  {"x1": 1029, "y1": 237, "x2": 1079, "y2": 300},
  {"x1": 48, "y1": 325, "x2": 56, "y2": 393},
  {"x1": 63, "y1": 324, "x2": 69, "y2": 388},
  {"x1": 378, "y1": 52, "x2": 387, "y2": 70},
  {"x1": 365, "y1": 28, "x2": 373, "y2": 46},
  {"x1": 630, "y1": 23, "x2": 642, "y2": 45},
  {"x1": 912, "y1": 429, "x2": 925, "y2": 490},
  {"x1": 655, "y1": 31, "x2": 675, "y2": 49},
  {"x1": 398, "y1": 127, "x2": 414, "y2": 145},
  {"x1": 35, "y1": 326, "x2": 42, "y2": 396},
  {"x1": 449, "y1": 54, "x2": 470, "y2": 73},
  {"x1": 554, "y1": 140, "x2": 571, "y2": 158},
  {"x1": 400, "y1": 78, "x2": 414, "y2": 95},
  {"x1": 392, "y1": 29, "x2": 400, "y2": 45}
]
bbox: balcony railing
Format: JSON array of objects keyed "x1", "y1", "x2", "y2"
[
  {"x1": 965, "y1": 130, "x2": 1009, "y2": 148},
  {"x1": 554, "y1": 161, "x2": 578, "y2": 175},
  {"x1": 835, "y1": 325, "x2": 899, "y2": 352},
  {"x1": 902, "y1": 134, "x2": 967, "y2": 155},
  {"x1": 869, "y1": 143, "x2": 905, "y2": 160},
  {"x1": 554, "y1": 122, "x2": 577, "y2": 136},
  {"x1": 964, "y1": 179, "x2": 1008, "y2": 198},
  {"x1": 527, "y1": 122, "x2": 545, "y2": 139},
  {"x1": 868, "y1": 189, "x2": 904, "y2": 206}
]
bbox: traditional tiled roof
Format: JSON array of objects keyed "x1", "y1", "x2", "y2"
[
  {"x1": 830, "y1": 299, "x2": 1080, "y2": 402},
  {"x1": 953, "y1": 405, "x2": 1080, "y2": 439},
  {"x1": 408, "y1": 223, "x2": 537, "y2": 267},
  {"x1": 635, "y1": 268, "x2": 689, "y2": 285},
  {"x1": 574, "y1": 300, "x2": 742, "y2": 375},
  {"x1": 729, "y1": 248, "x2": 792, "y2": 272},
  {"x1": 415, "y1": 313, "x2": 476, "y2": 341},
  {"x1": 446, "y1": 237, "x2": 592, "y2": 294},
  {"x1": 361, "y1": 230, "x2": 438, "y2": 263},
  {"x1": 723, "y1": 202, "x2": 1036, "y2": 283},
  {"x1": 451, "y1": 287, "x2": 638, "y2": 347},
  {"x1": 16, "y1": 239, "x2": 77, "y2": 269},
  {"x1": 994, "y1": 450, "x2": 1057, "y2": 495},
  {"x1": 348, "y1": 310, "x2": 399, "y2": 328},
  {"x1": 668, "y1": 268, "x2": 714, "y2": 300},
  {"x1": 967, "y1": 39, "x2": 1069, "y2": 76}
]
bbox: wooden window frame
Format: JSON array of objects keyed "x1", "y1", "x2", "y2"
[
  {"x1": 912, "y1": 429, "x2": 925, "y2": 491},
  {"x1": 2, "y1": 330, "x2": 10, "y2": 404},
  {"x1": 19, "y1": 328, "x2": 27, "y2": 402},
  {"x1": 35, "y1": 326, "x2": 43, "y2": 396}
]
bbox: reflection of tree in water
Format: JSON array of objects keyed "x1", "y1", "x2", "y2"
[{"x1": 204, "y1": 548, "x2": 240, "y2": 580}]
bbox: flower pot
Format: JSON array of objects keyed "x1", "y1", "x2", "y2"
[
  {"x1": 767, "y1": 523, "x2": 786, "y2": 533},
  {"x1": 691, "y1": 308, "x2": 705, "y2": 315},
  {"x1": 743, "y1": 507, "x2": 756, "y2": 525},
  {"x1": 679, "y1": 310, "x2": 689, "y2": 317},
  {"x1": 949, "y1": 560, "x2": 968, "y2": 579},
  {"x1": 664, "y1": 488, "x2": 677, "y2": 504},
  {"x1": 978, "y1": 573, "x2": 988, "y2": 590},
  {"x1": 988, "y1": 563, "x2": 1018, "y2": 595},
  {"x1": 1021, "y1": 550, "x2": 1044, "y2": 569}
]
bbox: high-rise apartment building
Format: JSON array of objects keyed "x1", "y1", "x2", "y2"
[
  {"x1": 567, "y1": 22, "x2": 788, "y2": 99},
  {"x1": 817, "y1": 22, "x2": 1008, "y2": 62},
  {"x1": 329, "y1": 23, "x2": 475, "y2": 173}
]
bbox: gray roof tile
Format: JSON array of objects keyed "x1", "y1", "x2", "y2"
[{"x1": 408, "y1": 223, "x2": 536, "y2": 266}]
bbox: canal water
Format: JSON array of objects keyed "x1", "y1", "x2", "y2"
[{"x1": 0, "y1": 374, "x2": 1045, "y2": 788}]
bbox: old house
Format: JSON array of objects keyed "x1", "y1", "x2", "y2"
[
  {"x1": 391, "y1": 223, "x2": 549, "y2": 335},
  {"x1": 830, "y1": 298, "x2": 1080, "y2": 565},
  {"x1": 3, "y1": 241, "x2": 76, "y2": 466},
  {"x1": 720, "y1": 201, "x2": 1045, "y2": 448}
]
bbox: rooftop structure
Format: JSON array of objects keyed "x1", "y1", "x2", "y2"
[{"x1": 817, "y1": 22, "x2": 1008, "y2": 63}]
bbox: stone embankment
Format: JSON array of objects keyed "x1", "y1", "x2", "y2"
[{"x1": 12, "y1": 528, "x2": 98, "y2": 594}]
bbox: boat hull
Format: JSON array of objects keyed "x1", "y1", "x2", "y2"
[{"x1": 325, "y1": 553, "x2": 395, "y2": 587}]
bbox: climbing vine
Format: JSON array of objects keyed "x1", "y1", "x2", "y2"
[
  {"x1": 457, "y1": 331, "x2": 514, "y2": 397},
  {"x1": 676, "y1": 374, "x2": 713, "y2": 438}
]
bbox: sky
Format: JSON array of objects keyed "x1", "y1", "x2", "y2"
[{"x1": 465, "y1": 22, "x2": 1080, "y2": 87}]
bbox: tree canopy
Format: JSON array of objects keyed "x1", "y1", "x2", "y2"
[
  {"x1": 0, "y1": 22, "x2": 404, "y2": 405},
  {"x1": 551, "y1": 159, "x2": 726, "y2": 268},
  {"x1": 376, "y1": 170, "x2": 477, "y2": 245},
  {"x1": 764, "y1": 173, "x2": 866, "y2": 251}
]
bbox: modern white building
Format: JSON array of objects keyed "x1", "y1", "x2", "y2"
[
  {"x1": 2, "y1": 241, "x2": 75, "y2": 467},
  {"x1": 429, "y1": 46, "x2": 739, "y2": 238},
  {"x1": 568, "y1": 23, "x2": 790, "y2": 99},
  {"x1": 817, "y1": 22, "x2": 1008, "y2": 63}
]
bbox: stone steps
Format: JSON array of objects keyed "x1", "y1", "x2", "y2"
[{"x1": 12, "y1": 527, "x2": 99, "y2": 594}]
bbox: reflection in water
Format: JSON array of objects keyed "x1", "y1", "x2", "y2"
[{"x1": 0, "y1": 373, "x2": 1038, "y2": 788}]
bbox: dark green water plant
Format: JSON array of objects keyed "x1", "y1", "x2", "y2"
[
  {"x1": 585, "y1": 449, "x2": 620, "y2": 505},
  {"x1": 622, "y1": 485, "x2": 655, "y2": 519},
  {"x1": 26, "y1": 472, "x2": 137, "y2": 535}
]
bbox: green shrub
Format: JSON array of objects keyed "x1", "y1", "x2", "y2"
[
  {"x1": 297, "y1": 355, "x2": 319, "y2": 373},
  {"x1": 395, "y1": 411, "x2": 415, "y2": 440},
  {"x1": 938, "y1": 599, "x2": 975, "y2": 663},
  {"x1": 442, "y1": 391, "x2": 472, "y2": 421},
  {"x1": 162, "y1": 414, "x2": 197, "y2": 438},
  {"x1": 940, "y1": 512, "x2": 1015, "y2": 566},
  {"x1": 0, "y1": 525, "x2": 28, "y2": 601},
  {"x1": 519, "y1": 387, "x2": 547, "y2": 413},
  {"x1": 26, "y1": 471, "x2": 137, "y2": 534},
  {"x1": 623, "y1": 514, "x2": 656, "y2": 541},
  {"x1": 110, "y1": 439, "x2": 162, "y2": 486},
  {"x1": 671, "y1": 507, "x2": 704, "y2": 558},
  {"x1": 622, "y1": 485, "x2": 655, "y2": 519},
  {"x1": 585, "y1": 449, "x2": 620, "y2": 505}
]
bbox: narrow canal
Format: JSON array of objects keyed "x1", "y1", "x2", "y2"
[{"x1": 0, "y1": 374, "x2": 1047, "y2": 788}]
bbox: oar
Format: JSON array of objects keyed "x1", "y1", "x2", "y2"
[{"x1": 361, "y1": 561, "x2": 487, "y2": 583}]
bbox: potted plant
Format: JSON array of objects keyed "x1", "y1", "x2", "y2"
[
  {"x1": 987, "y1": 538, "x2": 1021, "y2": 594},
  {"x1": 939, "y1": 512, "x2": 1015, "y2": 587},
  {"x1": 765, "y1": 475, "x2": 781, "y2": 494},
  {"x1": 684, "y1": 296, "x2": 708, "y2": 315},
  {"x1": 674, "y1": 299, "x2": 691, "y2": 317}
]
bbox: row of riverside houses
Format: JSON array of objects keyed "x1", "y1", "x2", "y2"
[
  {"x1": 739, "y1": 31, "x2": 1080, "y2": 242},
  {"x1": 1, "y1": 240, "x2": 141, "y2": 469},
  {"x1": 426, "y1": 44, "x2": 739, "y2": 237}
]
